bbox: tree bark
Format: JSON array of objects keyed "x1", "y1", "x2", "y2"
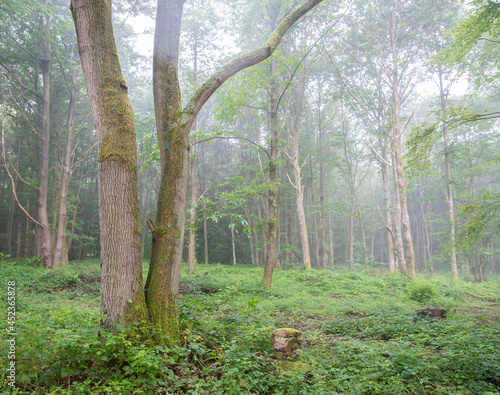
[{"x1": 71, "y1": 0, "x2": 148, "y2": 328}]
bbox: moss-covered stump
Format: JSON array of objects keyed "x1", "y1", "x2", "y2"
[{"x1": 271, "y1": 328, "x2": 302, "y2": 361}]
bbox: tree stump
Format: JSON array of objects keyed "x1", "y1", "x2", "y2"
[
  {"x1": 271, "y1": 328, "x2": 302, "y2": 361},
  {"x1": 416, "y1": 308, "x2": 446, "y2": 319}
]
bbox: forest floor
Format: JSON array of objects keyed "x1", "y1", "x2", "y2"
[{"x1": 0, "y1": 258, "x2": 499, "y2": 394}]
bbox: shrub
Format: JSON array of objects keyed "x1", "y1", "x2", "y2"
[{"x1": 408, "y1": 281, "x2": 438, "y2": 304}]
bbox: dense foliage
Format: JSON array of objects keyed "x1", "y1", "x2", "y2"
[{"x1": 1, "y1": 259, "x2": 499, "y2": 393}]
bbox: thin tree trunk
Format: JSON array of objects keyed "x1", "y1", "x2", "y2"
[
  {"x1": 276, "y1": 205, "x2": 281, "y2": 269},
  {"x1": 438, "y1": 71, "x2": 458, "y2": 280},
  {"x1": 6, "y1": 139, "x2": 21, "y2": 255},
  {"x1": 245, "y1": 207, "x2": 256, "y2": 266},
  {"x1": 391, "y1": 150, "x2": 405, "y2": 273},
  {"x1": 317, "y1": 85, "x2": 327, "y2": 270},
  {"x1": 262, "y1": 56, "x2": 278, "y2": 289},
  {"x1": 230, "y1": 217, "x2": 236, "y2": 266},
  {"x1": 67, "y1": 160, "x2": 85, "y2": 255},
  {"x1": 141, "y1": 186, "x2": 150, "y2": 261},
  {"x1": 328, "y1": 211, "x2": 334, "y2": 267},
  {"x1": 53, "y1": 68, "x2": 78, "y2": 267},
  {"x1": 381, "y1": 153, "x2": 398, "y2": 273},
  {"x1": 349, "y1": 209, "x2": 354, "y2": 269},
  {"x1": 389, "y1": 6, "x2": 415, "y2": 279},
  {"x1": 187, "y1": 141, "x2": 197, "y2": 275},
  {"x1": 188, "y1": 35, "x2": 199, "y2": 275},
  {"x1": 16, "y1": 222, "x2": 22, "y2": 258},
  {"x1": 202, "y1": 144, "x2": 208, "y2": 265},
  {"x1": 286, "y1": 77, "x2": 311, "y2": 269},
  {"x1": 37, "y1": 19, "x2": 53, "y2": 267},
  {"x1": 24, "y1": 199, "x2": 31, "y2": 258}
]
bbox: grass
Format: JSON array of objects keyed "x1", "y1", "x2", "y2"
[{"x1": 1, "y1": 258, "x2": 499, "y2": 394}]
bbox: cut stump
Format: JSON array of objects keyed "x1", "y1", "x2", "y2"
[{"x1": 416, "y1": 308, "x2": 446, "y2": 319}]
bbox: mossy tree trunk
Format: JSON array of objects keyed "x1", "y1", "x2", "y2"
[
  {"x1": 150, "y1": 0, "x2": 323, "y2": 338},
  {"x1": 71, "y1": 0, "x2": 149, "y2": 327}
]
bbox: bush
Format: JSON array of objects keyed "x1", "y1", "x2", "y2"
[{"x1": 408, "y1": 281, "x2": 438, "y2": 304}]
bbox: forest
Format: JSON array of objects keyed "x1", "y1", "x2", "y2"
[{"x1": 0, "y1": 0, "x2": 499, "y2": 393}]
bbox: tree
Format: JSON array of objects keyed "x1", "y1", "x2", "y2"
[{"x1": 71, "y1": 0, "x2": 323, "y2": 344}]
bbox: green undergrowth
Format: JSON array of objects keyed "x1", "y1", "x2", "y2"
[{"x1": 1, "y1": 259, "x2": 499, "y2": 394}]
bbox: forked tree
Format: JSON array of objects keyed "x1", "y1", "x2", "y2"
[{"x1": 71, "y1": 0, "x2": 323, "y2": 345}]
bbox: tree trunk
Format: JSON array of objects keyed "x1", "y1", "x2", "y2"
[
  {"x1": 187, "y1": 141, "x2": 197, "y2": 275},
  {"x1": 245, "y1": 207, "x2": 256, "y2": 266},
  {"x1": 202, "y1": 144, "x2": 208, "y2": 265},
  {"x1": 317, "y1": 86, "x2": 327, "y2": 270},
  {"x1": 438, "y1": 71, "x2": 458, "y2": 280},
  {"x1": 286, "y1": 72, "x2": 311, "y2": 269},
  {"x1": 141, "y1": 183, "x2": 150, "y2": 261},
  {"x1": 53, "y1": 68, "x2": 78, "y2": 267},
  {"x1": 24, "y1": 199, "x2": 31, "y2": 258},
  {"x1": 16, "y1": 222, "x2": 22, "y2": 258},
  {"x1": 328, "y1": 211, "x2": 334, "y2": 267},
  {"x1": 349, "y1": 209, "x2": 354, "y2": 269},
  {"x1": 381, "y1": 142, "x2": 396, "y2": 272},
  {"x1": 37, "y1": 19, "x2": 53, "y2": 267},
  {"x1": 391, "y1": 150, "x2": 405, "y2": 273},
  {"x1": 230, "y1": 219, "x2": 237, "y2": 266},
  {"x1": 389, "y1": 4, "x2": 415, "y2": 280},
  {"x1": 71, "y1": 0, "x2": 148, "y2": 328},
  {"x1": 262, "y1": 56, "x2": 278, "y2": 289}
]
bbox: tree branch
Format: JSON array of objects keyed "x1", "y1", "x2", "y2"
[{"x1": 181, "y1": 0, "x2": 323, "y2": 136}]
